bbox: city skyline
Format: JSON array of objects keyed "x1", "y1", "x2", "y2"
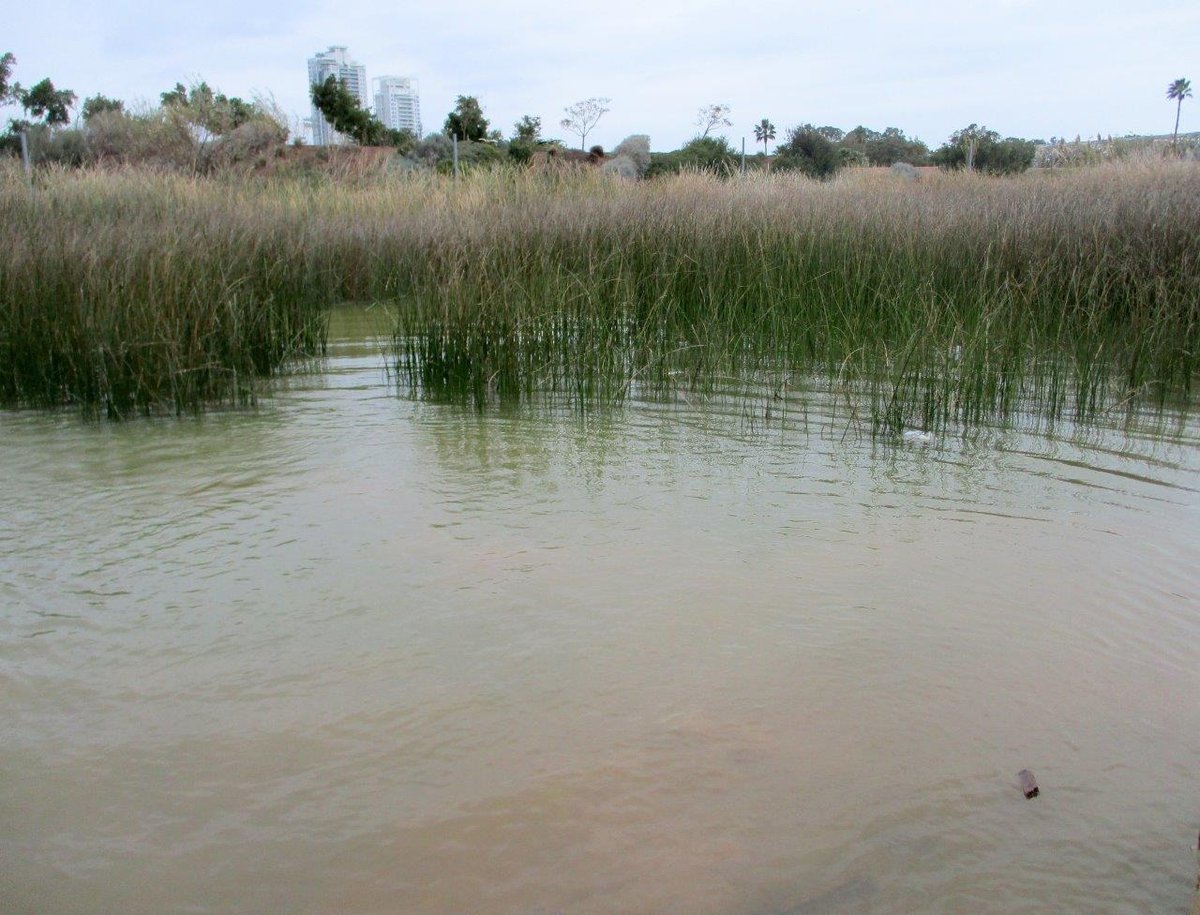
[{"x1": 5, "y1": 1, "x2": 1198, "y2": 151}]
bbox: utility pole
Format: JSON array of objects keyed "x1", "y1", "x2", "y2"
[{"x1": 19, "y1": 130, "x2": 32, "y2": 186}]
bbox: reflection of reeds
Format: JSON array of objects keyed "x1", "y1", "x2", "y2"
[{"x1": 2, "y1": 161, "x2": 1197, "y2": 429}]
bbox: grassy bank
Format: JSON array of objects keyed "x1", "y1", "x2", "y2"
[{"x1": 1, "y1": 161, "x2": 1197, "y2": 429}]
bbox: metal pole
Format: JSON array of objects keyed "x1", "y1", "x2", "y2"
[
  {"x1": 19, "y1": 130, "x2": 32, "y2": 185},
  {"x1": 452, "y1": 134, "x2": 459, "y2": 179}
]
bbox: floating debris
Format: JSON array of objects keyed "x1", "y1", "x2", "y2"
[{"x1": 1018, "y1": 768, "x2": 1039, "y2": 798}]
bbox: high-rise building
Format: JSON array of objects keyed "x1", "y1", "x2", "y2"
[
  {"x1": 374, "y1": 76, "x2": 422, "y2": 138},
  {"x1": 306, "y1": 46, "x2": 369, "y2": 145}
]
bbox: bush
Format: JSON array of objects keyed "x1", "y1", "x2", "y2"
[
  {"x1": 205, "y1": 119, "x2": 288, "y2": 170},
  {"x1": 775, "y1": 126, "x2": 841, "y2": 179},
  {"x1": 410, "y1": 133, "x2": 453, "y2": 168},
  {"x1": 839, "y1": 147, "x2": 869, "y2": 168},
  {"x1": 611, "y1": 135, "x2": 651, "y2": 176},
  {"x1": 23, "y1": 125, "x2": 89, "y2": 167},
  {"x1": 932, "y1": 125, "x2": 1035, "y2": 175},
  {"x1": 601, "y1": 155, "x2": 638, "y2": 179}
]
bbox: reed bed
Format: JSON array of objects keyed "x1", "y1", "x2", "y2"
[
  {"x1": 1, "y1": 160, "x2": 1197, "y2": 430},
  {"x1": 0, "y1": 164, "x2": 330, "y2": 417}
]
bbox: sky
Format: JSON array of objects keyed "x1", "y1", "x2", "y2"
[{"x1": 6, "y1": 0, "x2": 1198, "y2": 151}]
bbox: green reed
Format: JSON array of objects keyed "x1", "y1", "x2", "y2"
[
  {"x1": 2, "y1": 161, "x2": 1197, "y2": 430},
  {"x1": 0, "y1": 166, "x2": 330, "y2": 417},
  {"x1": 390, "y1": 165, "x2": 1200, "y2": 432}
]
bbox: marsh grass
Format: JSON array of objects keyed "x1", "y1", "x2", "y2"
[
  {"x1": 391, "y1": 164, "x2": 1200, "y2": 433},
  {"x1": 2, "y1": 160, "x2": 1197, "y2": 430},
  {"x1": 0, "y1": 163, "x2": 329, "y2": 416}
]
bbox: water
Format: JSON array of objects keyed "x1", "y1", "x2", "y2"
[{"x1": 3, "y1": 310, "x2": 1199, "y2": 914}]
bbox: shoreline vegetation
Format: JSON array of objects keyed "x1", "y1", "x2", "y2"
[{"x1": 1, "y1": 160, "x2": 1197, "y2": 432}]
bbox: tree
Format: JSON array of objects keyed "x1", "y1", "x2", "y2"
[
  {"x1": 443, "y1": 95, "x2": 488, "y2": 142},
  {"x1": 753, "y1": 118, "x2": 776, "y2": 158},
  {"x1": 20, "y1": 78, "x2": 75, "y2": 126},
  {"x1": 1167, "y1": 77, "x2": 1192, "y2": 149},
  {"x1": 696, "y1": 103, "x2": 731, "y2": 138},
  {"x1": 861, "y1": 126, "x2": 929, "y2": 166},
  {"x1": 931, "y1": 124, "x2": 1034, "y2": 174},
  {"x1": 160, "y1": 82, "x2": 189, "y2": 107},
  {"x1": 163, "y1": 81, "x2": 256, "y2": 135},
  {"x1": 311, "y1": 75, "x2": 398, "y2": 146},
  {"x1": 561, "y1": 97, "x2": 611, "y2": 150},
  {"x1": 508, "y1": 115, "x2": 543, "y2": 164},
  {"x1": 81, "y1": 94, "x2": 124, "y2": 123},
  {"x1": 0, "y1": 52, "x2": 15, "y2": 104},
  {"x1": 681, "y1": 135, "x2": 736, "y2": 172},
  {"x1": 775, "y1": 125, "x2": 840, "y2": 179},
  {"x1": 512, "y1": 115, "x2": 541, "y2": 143}
]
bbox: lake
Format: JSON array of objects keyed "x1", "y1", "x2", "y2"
[{"x1": 2, "y1": 308, "x2": 1198, "y2": 913}]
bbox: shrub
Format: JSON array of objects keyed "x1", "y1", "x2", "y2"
[
  {"x1": 775, "y1": 126, "x2": 841, "y2": 178},
  {"x1": 932, "y1": 125, "x2": 1036, "y2": 175},
  {"x1": 612, "y1": 135, "x2": 651, "y2": 176},
  {"x1": 839, "y1": 147, "x2": 869, "y2": 168}
]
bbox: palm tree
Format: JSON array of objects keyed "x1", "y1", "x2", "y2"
[
  {"x1": 1167, "y1": 77, "x2": 1192, "y2": 149},
  {"x1": 753, "y1": 118, "x2": 776, "y2": 164}
]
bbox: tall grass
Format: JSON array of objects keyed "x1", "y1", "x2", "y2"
[
  {"x1": 0, "y1": 163, "x2": 328, "y2": 416},
  {"x1": 1, "y1": 160, "x2": 1197, "y2": 429},
  {"x1": 387, "y1": 163, "x2": 1200, "y2": 432}
]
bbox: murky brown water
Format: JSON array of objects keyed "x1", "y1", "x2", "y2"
[{"x1": 3, "y1": 310, "x2": 1199, "y2": 914}]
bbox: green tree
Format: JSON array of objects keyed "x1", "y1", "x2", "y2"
[
  {"x1": 444, "y1": 95, "x2": 488, "y2": 141},
  {"x1": 508, "y1": 115, "x2": 543, "y2": 163},
  {"x1": 931, "y1": 124, "x2": 1034, "y2": 174},
  {"x1": 560, "y1": 97, "x2": 611, "y2": 150},
  {"x1": 753, "y1": 118, "x2": 775, "y2": 158},
  {"x1": 81, "y1": 94, "x2": 124, "y2": 123},
  {"x1": 162, "y1": 81, "x2": 256, "y2": 135},
  {"x1": 1167, "y1": 77, "x2": 1192, "y2": 149},
  {"x1": 0, "y1": 52, "x2": 16, "y2": 103},
  {"x1": 513, "y1": 115, "x2": 541, "y2": 143},
  {"x1": 862, "y1": 126, "x2": 929, "y2": 166},
  {"x1": 160, "y1": 82, "x2": 189, "y2": 107},
  {"x1": 680, "y1": 135, "x2": 736, "y2": 172},
  {"x1": 775, "y1": 125, "x2": 840, "y2": 178},
  {"x1": 311, "y1": 75, "x2": 406, "y2": 146},
  {"x1": 20, "y1": 78, "x2": 75, "y2": 126},
  {"x1": 842, "y1": 125, "x2": 876, "y2": 147}
]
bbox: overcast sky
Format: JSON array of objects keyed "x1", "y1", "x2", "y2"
[{"x1": 6, "y1": 0, "x2": 1198, "y2": 150}]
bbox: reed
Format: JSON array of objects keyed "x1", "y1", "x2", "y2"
[
  {"x1": 0, "y1": 164, "x2": 329, "y2": 416},
  {"x1": 2, "y1": 160, "x2": 1197, "y2": 430},
  {"x1": 388, "y1": 164, "x2": 1200, "y2": 432}
]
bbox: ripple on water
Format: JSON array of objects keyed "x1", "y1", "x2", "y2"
[{"x1": 1, "y1": 348, "x2": 1198, "y2": 914}]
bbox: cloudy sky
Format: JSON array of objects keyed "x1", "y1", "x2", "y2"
[{"x1": 6, "y1": 0, "x2": 1198, "y2": 150}]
